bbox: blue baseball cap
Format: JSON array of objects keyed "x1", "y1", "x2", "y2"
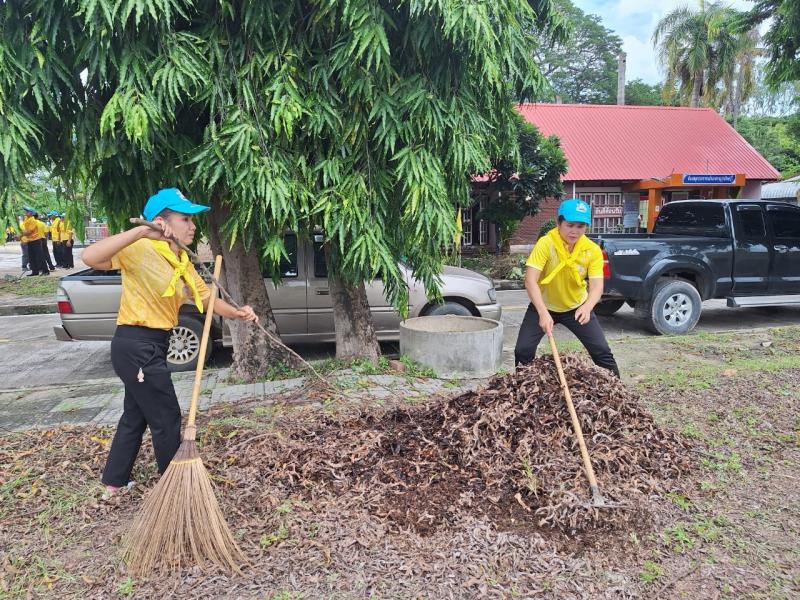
[
  {"x1": 47, "y1": 210, "x2": 59, "y2": 217},
  {"x1": 23, "y1": 206, "x2": 36, "y2": 214},
  {"x1": 558, "y1": 198, "x2": 592, "y2": 225},
  {"x1": 142, "y1": 188, "x2": 210, "y2": 222}
]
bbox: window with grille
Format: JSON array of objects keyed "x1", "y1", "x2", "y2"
[{"x1": 462, "y1": 208, "x2": 473, "y2": 246}]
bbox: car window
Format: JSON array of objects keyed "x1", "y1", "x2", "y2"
[
  {"x1": 264, "y1": 234, "x2": 298, "y2": 278},
  {"x1": 736, "y1": 205, "x2": 766, "y2": 240},
  {"x1": 767, "y1": 206, "x2": 800, "y2": 239},
  {"x1": 313, "y1": 241, "x2": 327, "y2": 278},
  {"x1": 654, "y1": 203, "x2": 728, "y2": 237}
]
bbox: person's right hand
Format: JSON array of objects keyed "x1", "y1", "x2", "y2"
[
  {"x1": 138, "y1": 222, "x2": 173, "y2": 242},
  {"x1": 538, "y1": 312, "x2": 554, "y2": 335}
]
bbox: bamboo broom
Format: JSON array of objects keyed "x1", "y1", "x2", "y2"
[{"x1": 121, "y1": 255, "x2": 246, "y2": 575}]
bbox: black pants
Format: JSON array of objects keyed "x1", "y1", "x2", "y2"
[
  {"x1": 514, "y1": 304, "x2": 620, "y2": 377},
  {"x1": 52, "y1": 241, "x2": 63, "y2": 266},
  {"x1": 62, "y1": 240, "x2": 74, "y2": 268},
  {"x1": 26, "y1": 239, "x2": 48, "y2": 275},
  {"x1": 21, "y1": 242, "x2": 29, "y2": 270},
  {"x1": 102, "y1": 325, "x2": 181, "y2": 487},
  {"x1": 39, "y1": 238, "x2": 54, "y2": 270}
]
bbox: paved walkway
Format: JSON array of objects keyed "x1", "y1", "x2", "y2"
[{"x1": 0, "y1": 368, "x2": 478, "y2": 433}]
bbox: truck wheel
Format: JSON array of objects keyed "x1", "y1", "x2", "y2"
[
  {"x1": 648, "y1": 279, "x2": 702, "y2": 335},
  {"x1": 594, "y1": 299, "x2": 625, "y2": 316},
  {"x1": 168, "y1": 314, "x2": 212, "y2": 372},
  {"x1": 422, "y1": 300, "x2": 474, "y2": 316}
]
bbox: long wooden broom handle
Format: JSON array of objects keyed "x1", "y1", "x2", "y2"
[
  {"x1": 184, "y1": 255, "x2": 223, "y2": 440},
  {"x1": 547, "y1": 332, "x2": 601, "y2": 495},
  {"x1": 129, "y1": 218, "x2": 325, "y2": 383}
]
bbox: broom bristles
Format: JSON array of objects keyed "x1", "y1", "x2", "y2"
[{"x1": 121, "y1": 439, "x2": 246, "y2": 575}]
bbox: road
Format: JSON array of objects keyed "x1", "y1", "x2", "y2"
[{"x1": 1, "y1": 291, "x2": 799, "y2": 391}]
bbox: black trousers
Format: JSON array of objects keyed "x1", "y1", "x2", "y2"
[
  {"x1": 26, "y1": 239, "x2": 48, "y2": 275},
  {"x1": 21, "y1": 242, "x2": 29, "y2": 269},
  {"x1": 102, "y1": 325, "x2": 181, "y2": 487},
  {"x1": 39, "y1": 238, "x2": 54, "y2": 270},
  {"x1": 62, "y1": 240, "x2": 74, "y2": 268},
  {"x1": 52, "y1": 241, "x2": 63, "y2": 266},
  {"x1": 514, "y1": 304, "x2": 620, "y2": 377}
]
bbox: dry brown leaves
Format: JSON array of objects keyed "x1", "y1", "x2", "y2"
[{"x1": 215, "y1": 354, "x2": 696, "y2": 534}]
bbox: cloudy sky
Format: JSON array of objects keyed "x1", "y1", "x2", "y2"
[{"x1": 572, "y1": 0, "x2": 756, "y2": 84}]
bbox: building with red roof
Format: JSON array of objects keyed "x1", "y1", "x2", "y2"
[{"x1": 463, "y1": 103, "x2": 780, "y2": 253}]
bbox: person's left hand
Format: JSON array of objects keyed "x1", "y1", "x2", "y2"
[
  {"x1": 575, "y1": 304, "x2": 592, "y2": 325},
  {"x1": 235, "y1": 305, "x2": 259, "y2": 323}
]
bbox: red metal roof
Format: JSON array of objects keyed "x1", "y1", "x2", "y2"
[{"x1": 516, "y1": 103, "x2": 780, "y2": 182}]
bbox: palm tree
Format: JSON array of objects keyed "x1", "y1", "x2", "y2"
[
  {"x1": 652, "y1": 1, "x2": 741, "y2": 108},
  {"x1": 712, "y1": 28, "x2": 762, "y2": 128}
]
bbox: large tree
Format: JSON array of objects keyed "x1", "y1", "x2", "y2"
[
  {"x1": 734, "y1": 0, "x2": 800, "y2": 88},
  {"x1": 478, "y1": 114, "x2": 567, "y2": 250},
  {"x1": 735, "y1": 113, "x2": 800, "y2": 178},
  {"x1": 532, "y1": 0, "x2": 622, "y2": 104},
  {"x1": 0, "y1": 0, "x2": 562, "y2": 370},
  {"x1": 652, "y1": 0, "x2": 743, "y2": 108}
]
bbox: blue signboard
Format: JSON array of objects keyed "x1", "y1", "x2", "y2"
[{"x1": 682, "y1": 174, "x2": 736, "y2": 185}]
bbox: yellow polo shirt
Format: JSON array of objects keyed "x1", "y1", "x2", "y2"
[
  {"x1": 36, "y1": 220, "x2": 47, "y2": 239},
  {"x1": 526, "y1": 228, "x2": 604, "y2": 313},
  {"x1": 111, "y1": 239, "x2": 211, "y2": 330},
  {"x1": 51, "y1": 218, "x2": 62, "y2": 242},
  {"x1": 61, "y1": 220, "x2": 73, "y2": 242},
  {"x1": 22, "y1": 216, "x2": 41, "y2": 242}
]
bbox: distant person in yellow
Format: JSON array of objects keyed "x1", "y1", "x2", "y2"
[
  {"x1": 82, "y1": 188, "x2": 259, "y2": 500},
  {"x1": 5, "y1": 225, "x2": 16, "y2": 242},
  {"x1": 59, "y1": 213, "x2": 74, "y2": 269},
  {"x1": 21, "y1": 208, "x2": 48, "y2": 276},
  {"x1": 49, "y1": 212, "x2": 64, "y2": 267},
  {"x1": 36, "y1": 215, "x2": 55, "y2": 271},
  {"x1": 514, "y1": 198, "x2": 619, "y2": 377}
]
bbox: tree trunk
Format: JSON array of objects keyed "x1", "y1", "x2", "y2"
[
  {"x1": 324, "y1": 242, "x2": 381, "y2": 362},
  {"x1": 206, "y1": 200, "x2": 303, "y2": 381},
  {"x1": 690, "y1": 71, "x2": 703, "y2": 108}
]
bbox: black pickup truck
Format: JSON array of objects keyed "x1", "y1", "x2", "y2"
[{"x1": 591, "y1": 200, "x2": 800, "y2": 335}]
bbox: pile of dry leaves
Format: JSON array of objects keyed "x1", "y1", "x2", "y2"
[{"x1": 221, "y1": 354, "x2": 696, "y2": 533}]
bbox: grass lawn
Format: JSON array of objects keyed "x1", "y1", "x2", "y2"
[{"x1": 0, "y1": 275, "x2": 59, "y2": 298}]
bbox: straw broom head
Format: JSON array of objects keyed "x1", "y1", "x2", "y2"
[
  {"x1": 121, "y1": 255, "x2": 246, "y2": 575},
  {"x1": 121, "y1": 439, "x2": 245, "y2": 575}
]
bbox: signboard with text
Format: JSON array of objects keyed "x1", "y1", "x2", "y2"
[
  {"x1": 593, "y1": 205, "x2": 624, "y2": 218},
  {"x1": 682, "y1": 174, "x2": 736, "y2": 185}
]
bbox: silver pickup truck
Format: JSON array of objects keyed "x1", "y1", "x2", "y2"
[{"x1": 54, "y1": 234, "x2": 501, "y2": 370}]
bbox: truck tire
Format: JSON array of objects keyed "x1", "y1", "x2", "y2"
[
  {"x1": 594, "y1": 299, "x2": 625, "y2": 316},
  {"x1": 647, "y1": 279, "x2": 702, "y2": 335},
  {"x1": 167, "y1": 314, "x2": 212, "y2": 372},
  {"x1": 422, "y1": 300, "x2": 474, "y2": 317}
]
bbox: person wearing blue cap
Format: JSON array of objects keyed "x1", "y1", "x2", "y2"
[
  {"x1": 514, "y1": 198, "x2": 619, "y2": 377},
  {"x1": 82, "y1": 188, "x2": 259, "y2": 499},
  {"x1": 21, "y1": 208, "x2": 49, "y2": 276}
]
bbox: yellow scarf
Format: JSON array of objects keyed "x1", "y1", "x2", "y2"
[
  {"x1": 150, "y1": 240, "x2": 204, "y2": 312},
  {"x1": 539, "y1": 228, "x2": 589, "y2": 287}
]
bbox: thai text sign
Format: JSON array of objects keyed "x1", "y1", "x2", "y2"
[
  {"x1": 682, "y1": 174, "x2": 736, "y2": 185},
  {"x1": 593, "y1": 205, "x2": 623, "y2": 217}
]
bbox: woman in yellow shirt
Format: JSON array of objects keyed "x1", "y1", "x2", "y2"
[
  {"x1": 82, "y1": 188, "x2": 258, "y2": 499},
  {"x1": 514, "y1": 198, "x2": 619, "y2": 377}
]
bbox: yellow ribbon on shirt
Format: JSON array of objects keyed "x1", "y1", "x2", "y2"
[
  {"x1": 150, "y1": 240, "x2": 204, "y2": 312},
  {"x1": 539, "y1": 228, "x2": 588, "y2": 288}
]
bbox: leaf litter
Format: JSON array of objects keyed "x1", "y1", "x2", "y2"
[{"x1": 1, "y1": 354, "x2": 699, "y2": 597}]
